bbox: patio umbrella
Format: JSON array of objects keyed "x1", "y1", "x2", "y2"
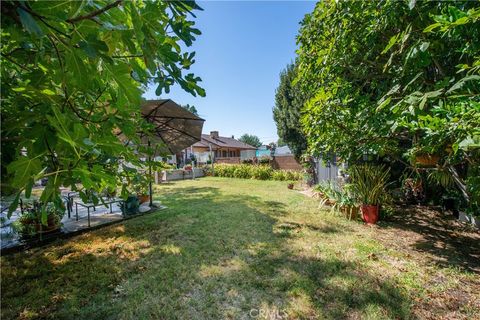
[{"x1": 139, "y1": 99, "x2": 205, "y2": 206}]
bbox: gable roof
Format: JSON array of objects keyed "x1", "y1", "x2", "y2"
[{"x1": 193, "y1": 134, "x2": 256, "y2": 150}]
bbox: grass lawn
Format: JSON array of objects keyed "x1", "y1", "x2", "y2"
[{"x1": 1, "y1": 177, "x2": 479, "y2": 319}]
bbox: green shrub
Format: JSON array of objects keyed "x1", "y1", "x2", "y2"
[
  {"x1": 272, "y1": 170, "x2": 286, "y2": 181},
  {"x1": 210, "y1": 164, "x2": 302, "y2": 181},
  {"x1": 251, "y1": 165, "x2": 273, "y2": 180},
  {"x1": 233, "y1": 164, "x2": 252, "y2": 179},
  {"x1": 259, "y1": 157, "x2": 270, "y2": 165}
]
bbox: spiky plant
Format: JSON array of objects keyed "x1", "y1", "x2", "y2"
[{"x1": 348, "y1": 164, "x2": 391, "y2": 206}]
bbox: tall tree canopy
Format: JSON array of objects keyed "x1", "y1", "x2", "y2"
[
  {"x1": 297, "y1": 1, "x2": 479, "y2": 160},
  {"x1": 1, "y1": 0, "x2": 205, "y2": 215},
  {"x1": 296, "y1": 0, "x2": 479, "y2": 208},
  {"x1": 273, "y1": 63, "x2": 307, "y2": 159},
  {"x1": 239, "y1": 134, "x2": 262, "y2": 148}
]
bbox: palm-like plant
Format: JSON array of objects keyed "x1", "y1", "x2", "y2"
[{"x1": 348, "y1": 164, "x2": 391, "y2": 206}]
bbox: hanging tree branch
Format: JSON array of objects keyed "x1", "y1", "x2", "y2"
[{"x1": 66, "y1": 0, "x2": 122, "y2": 23}]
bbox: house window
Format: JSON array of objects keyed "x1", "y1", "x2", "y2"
[{"x1": 222, "y1": 150, "x2": 227, "y2": 157}]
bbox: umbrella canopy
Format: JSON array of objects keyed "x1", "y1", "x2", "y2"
[
  {"x1": 140, "y1": 99, "x2": 205, "y2": 154},
  {"x1": 139, "y1": 100, "x2": 204, "y2": 207}
]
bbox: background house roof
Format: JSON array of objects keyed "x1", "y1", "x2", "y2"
[
  {"x1": 193, "y1": 134, "x2": 256, "y2": 150},
  {"x1": 275, "y1": 145, "x2": 293, "y2": 155}
]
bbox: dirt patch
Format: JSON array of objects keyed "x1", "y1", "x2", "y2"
[
  {"x1": 375, "y1": 205, "x2": 480, "y2": 273},
  {"x1": 371, "y1": 205, "x2": 480, "y2": 319},
  {"x1": 298, "y1": 187, "x2": 320, "y2": 199}
]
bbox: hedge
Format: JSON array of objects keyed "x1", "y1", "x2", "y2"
[{"x1": 203, "y1": 164, "x2": 303, "y2": 181}]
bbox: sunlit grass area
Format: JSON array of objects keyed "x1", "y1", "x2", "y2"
[{"x1": 1, "y1": 177, "x2": 478, "y2": 319}]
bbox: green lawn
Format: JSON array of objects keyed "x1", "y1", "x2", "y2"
[{"x1": 2, "y1": 177, "x2": 479, "y2": 319}]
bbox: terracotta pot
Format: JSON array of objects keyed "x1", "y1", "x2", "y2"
[
  {"x1": 22, "y1": 215, "x2": 60, "y2": 235},
  {"x1": 138, "y1": 194, "x2": 150, "y2": 204},
  {"x1": 415, "y1": 154, "x2": 440, "y2": 167},
  {"x1": 287, "y1": 183, "x2": 294, "y2": 190},
  {"x1": 361, "y1": 205, "x2": 380, "y2": 224}
]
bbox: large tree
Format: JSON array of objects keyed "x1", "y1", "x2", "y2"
[
  {"x1": 273, "y1": 63, "x2": 307, "y2": 159},
  {"x1": 239, "y1": 134, "x2": 262, "y2": 148},
  {"x1": 1, "y1": 1, "x2": 205, "y2": 216},
  {"x1": 297, "y1": 1, "x2": 479, "y2": 208},
  {"x1": 298, "y1": 1, "x2": 479, "y2": 158}
]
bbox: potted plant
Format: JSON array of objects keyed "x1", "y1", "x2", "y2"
[
  {"x1": 16, "y1": 201, "x2": 64, "y2": 237},
  {"x1": 287, "y1": 183, "x2": 294, "y2": 189},
  {"x1": 131, "y1": 173, "x2": 150, "y2": 204},
  {"x1": 348, "y1": 164, "x2": 391, "y2": 224},
  {"x1": 135, "y1": 184, "x2": 150, "y2": 204}
]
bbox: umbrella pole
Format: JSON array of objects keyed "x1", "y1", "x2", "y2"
[{"x1": 148, "y1": 139, "x2": 153, "y2": 207}]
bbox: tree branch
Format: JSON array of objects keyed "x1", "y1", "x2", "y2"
[
  {"x1": 17, "y1": 4, "x2": 71, "y2": 39},
  {"x1": 1, "y1": 53, "x2": 31, "y2": 71},
  {"x1": 66, "y1": 0, "x2": 122, "y2": 23}
]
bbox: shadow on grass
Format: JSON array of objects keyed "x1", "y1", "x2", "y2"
[
  {"x1": 382, "y1": 205, "x2": 480, "y2": 273},
  {"x1": 1, "y1": 182, "x2": 410, "y2": 319}
]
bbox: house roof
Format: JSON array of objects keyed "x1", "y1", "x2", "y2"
[
  {"x1": 193, "y1": 134, "x2": 256, "y2": 150},
  {"x1": 275, "y1": 145, "x2": 292, "y2": 155}
]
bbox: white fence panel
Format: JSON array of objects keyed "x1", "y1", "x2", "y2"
[{"x1": 315, "y1": 157, "x2": 340, "y2": 182}]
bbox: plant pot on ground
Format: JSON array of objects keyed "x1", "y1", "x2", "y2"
[
  {"x1": 348, "y1": 164, "x2": 391, "y2": 225},
  {"x1": 17, "y1": 201, "x2": 64, "y2": 237},
  {"x1": 287, "y1": 183, "x2": 294, "y2": 189},
  {"x1": 360, "y1": 205, "x2": 380, "y2": 224},
  {"x1": 137, "y1": 194, "x2": 150, "y2": 204},
  {"x1": 133, "y1": 180, "x2": 150, "y2": 204}
]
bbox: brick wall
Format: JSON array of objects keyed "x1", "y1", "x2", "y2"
[{"x1": 272, "y1": 155, "x2": 303, "y2": 171}]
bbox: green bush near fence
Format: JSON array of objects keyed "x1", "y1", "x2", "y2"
[{"x1": 204, "y1": 163, "x2": 302, "y2": 181}]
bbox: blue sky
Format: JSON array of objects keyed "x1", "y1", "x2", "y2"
[{"x1": 144, "y1": 1, "x2": 316, "y2": 144}]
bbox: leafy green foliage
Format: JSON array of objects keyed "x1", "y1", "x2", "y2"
[
  {"x1": 273, "y1": 63, "x2": 307, "y2": 159},
  {"x1": 296, "y1": 1, "x2": 479, "y2": 209},
  {"x1": 315, "y1": 180, "x2": 356, "y2": 216},
  {"x1": 297, "y1": 1, "x2": 479, "y2": 161},
  {"x1": 238, "y1": 134, "x2": 262, "y2": 148},
  {"x1": 276, "y1": 137, "x2": 287, "y2": 147},
  {"x1": 182, "y1": 104, "x2": 199, "y2": 116},
  {"x1": 206, "y1": 163, "x2": 302, "y2": 181},
  {"x1": 1, "y1": 1, "x2": 204, "y2": 217},
  {"x1": 348, "y1": 164, "x2": 391, "y2": 206}
]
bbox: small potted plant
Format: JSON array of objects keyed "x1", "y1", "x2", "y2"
[
  {"x1": 349, "y1": 164, "x2": 391, "y2": 224},
  {"x1": 135, "y1": 184, "x2": 150, "y2": 204},
  {"x1": 130, "y1": 173, "x2": 150, "y2": 204},
  {"x1": 16, "y1": 201, "x2": 64, "y2": 237},
  {"x1": 287, "y1": 182, "x2": 294, "y2": 189}
]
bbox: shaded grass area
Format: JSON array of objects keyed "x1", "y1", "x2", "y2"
[{"x1": 1, "y1": 177, "x2": 479, "y2": 319}]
